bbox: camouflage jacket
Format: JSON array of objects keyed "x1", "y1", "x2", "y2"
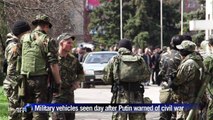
[
  {"x1": 203, "y1": 55, "x2": 213, "y2": 97},
  {"x1": 59, "y1": 53, "x2": 84, "y2": 89},
  {"x1": 102, "y1": 47, "x2": 150, "y2": 84},
  {"x1": 159, "y1": 49, "x2": 181, "y2": 82},
  {"x1": 5, "y1": 33, "x2": 21, "y2": 80},
  {"x1": 173, "y1": 52, "x2": 204, "y2": 100}
]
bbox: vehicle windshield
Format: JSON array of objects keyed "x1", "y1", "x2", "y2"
[{"x1": 85, "y1": 53, "x2": 117, "y2": 64}]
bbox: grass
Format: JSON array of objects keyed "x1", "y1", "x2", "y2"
[{"x1": 0, "y1": 86, "x2": 8, "y2": 120}]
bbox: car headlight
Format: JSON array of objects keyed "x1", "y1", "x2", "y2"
[{"x1": 84, "y1": 69, "x2": 94, "y2": 75}]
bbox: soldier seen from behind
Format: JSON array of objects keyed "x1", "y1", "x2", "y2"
[
  {"x1": 3, "y1": 20, "x2": 30, "y2": 120},
  {"x1": 20, "y1": 14, "x2": 62, "y2": 120},
  {"x1": 103, "y1": 39, "x2": 150, "y2": 120},
  {"x1": 171, "y1": 40, "x2": 205, "y2": 120},
  {"x1": 158, "y1": 35, "x2": 183, "y2": 120},
  {"x1": 203, "y1": 36, "x2": 213, "y2": 120},
  {"x1": 51, "y1": 33, "x2": 84, "y2": 120}
]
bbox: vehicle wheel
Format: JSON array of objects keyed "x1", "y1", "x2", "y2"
[
  {"x1": 82, "y1": 83, "x2": 90, "y2": 88},
  {"x1": 90, "y1": 83, "x2": 95, "y2": 88}
]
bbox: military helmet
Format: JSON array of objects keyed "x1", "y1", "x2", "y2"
[
  {"x1": 32, "y1": 14, "x2": 52, "y2": 28},
  {"x1": 176, "y1": 40, "x2": 196, "y2": 52}
]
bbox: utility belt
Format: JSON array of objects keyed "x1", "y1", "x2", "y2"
[
  {"x1": 21, "y1": 74, "x2": 48, "y2": 80},
  {"x1": 112, "y1": 81, "x2": 144, "y2": 93}
]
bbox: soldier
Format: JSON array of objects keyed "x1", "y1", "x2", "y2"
[
  {"x1": 3, "y1": 20, "x2": 30, "y2": 120},
  {"x1": 203, "y1": 37, "x2": 213, "y2": 120},
  {"x1": 20, "y1": 14, "x2": 61, "y2": 120},
  {"x1": 158, "y1": 35, "x2": 183, "y2": 120},
  {"x1": 103, "y1": 39, "x2": 150, "y2": 120},
  {"x1": 171, "y1": 40, "x2": 205, "y2": 120},
  {"x1": 51, "y1": 33, "x2": 84, "y2": 120}
]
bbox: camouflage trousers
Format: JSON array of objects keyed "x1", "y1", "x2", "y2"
[
  {"x1": 3, "y1": 77, "x2": 21, "y2": 120},
  {"x1": 111, "y1": 90, "x2": 146, "y2": 120},
  {"x1": 176, "y1": 97, "x2": 199, "y2": 120},
  {"x1": 22, "y1": 75, "x2": 48, "y2": 120},
  {"x1": 207, "y1": 99, "x2": 213, "y2": 120},
  {"x1": 51, "y1": 89, "x2": 75, "y2": 120},
  {"x1": 159, "y1": 90, "x2": 176, "y2": 120}
]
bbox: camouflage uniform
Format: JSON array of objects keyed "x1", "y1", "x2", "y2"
[
  {"x1": 103, "y1": 47, "x2": 150, "y2": 120},
  {"x1": 21, "y1": 15, "x2": 58, "y2": 120},
  {"x1": 203, "y1": 55, "x2": 213, "y2": 120},
  {"x1": 52, "y1": 53, "x2": 84, "y2": 120},
  {"x1": 158, "y1": 49, "x2": 181, "y2": 120},
  {"x1": 3, "y1": 33, "x2": 22, "y2": 120},
  {"x1": 173, "y1": 41, "x2": 204, "y2": 120}
]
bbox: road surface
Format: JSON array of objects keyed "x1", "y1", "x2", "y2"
[{"x1": 74, "y1": 85, "x2": 161, "y2": 120}]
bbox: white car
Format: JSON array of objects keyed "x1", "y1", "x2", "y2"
[{"x1": 82, "y1": 51, "x2": 118, "y2": 88}]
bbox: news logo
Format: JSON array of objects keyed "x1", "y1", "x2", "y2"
[{"x1": 24, "y1": 103, "x2": 32, "y2": 113}]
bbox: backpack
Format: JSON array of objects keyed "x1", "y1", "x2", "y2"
[
  {"x1": 114, "y1": 55, "x2": 145, "y2": 82},
  {"x1": 21, "y1": 31, "x2": 47, "y2": 76}
]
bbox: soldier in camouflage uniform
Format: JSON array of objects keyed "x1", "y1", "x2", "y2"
[
  {"x1": 20, "y1": 14, "x2": 61, "y2": 120},
  {"x1": 3, "y1": 20, "x2": 30, "y2": 120},
  {"x1": 51, "y1": 33, "x2": 84, "y2": 120},
  {"x1": 103, "y1": 39, "x2": 150, "y2": 120},
  {"x1": 158, "y1": 35, "x2": 183, "y2": 120},
  {"x1": 203, "y1": 37, "x2": 213, "y2": 120},
  {"x1": 172, "y1": 40, "x2": 205, "y2": 120}
]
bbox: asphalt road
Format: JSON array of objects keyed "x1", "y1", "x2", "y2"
[{"x1": 74, "y1": 85, "x2": 161, "y2": 120}]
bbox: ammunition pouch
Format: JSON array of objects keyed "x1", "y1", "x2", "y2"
[{"x1": 18, "y1": 75, "x2": 26, "y2": 98}]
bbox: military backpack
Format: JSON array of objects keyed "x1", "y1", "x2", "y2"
[
  {"x1": 21, "y1": 31, "x2": 48, "y2": 76},
  {"x1": 114, "y1": 55, "x2": 145, "y2": 82}
]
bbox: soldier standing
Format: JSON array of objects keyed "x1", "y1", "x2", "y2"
[
  {"x1": 103, "y1": 39, "x2": 150, "y2": 120},
  {"x1": 203, "y1": 37, "x2": 213, "y2": 120},
  {"x1": 20, "y1": 14, "x2": 61, "y2": 120},
  {"x1": 3, "y1": 20, "x2": 30, "y2": 120},
  {"x1": 172, "y1": 40, "x2": 204, "y2": 120},
  {"x1": 158, "y1": 35, "x2": 183, "y2": 120},
  {"x1": 51, "y1": 33, "x2": 84, "y2": 120}
]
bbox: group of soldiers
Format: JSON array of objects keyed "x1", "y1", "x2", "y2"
[
  {"x1": 102, "y1": 35, "x2": 213, "y2": 120},
  {"x1": 3, "y1": 14, "x2": 84, "y2": 120},
  {"x1": 2, "y1": 13, "x2": 213, "y2": 120},
  {"x1": 158, "y1": 34, "x2": 213, "y2": 120}
]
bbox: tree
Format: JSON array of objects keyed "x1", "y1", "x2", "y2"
[
  {"x1": 89, "y1": 0, "x2": 120, "y2": 46},
  {"x1": 89, "y1": 0, "x2": 181, "y2": 47},
  {"x1": 0, "y1": 0, "x2": 83, "y2": 38},
  {"x1": 182, "y1": 1, "x2": 205, "y2": 42}
]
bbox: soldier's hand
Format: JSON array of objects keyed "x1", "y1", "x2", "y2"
[{"x1": 71, "y1": 81, "x2": 80, "y2": 90}]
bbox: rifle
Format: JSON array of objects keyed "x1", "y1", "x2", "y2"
[{"x1": 186, "y1": 71, "x2": 211, "y2": 120}]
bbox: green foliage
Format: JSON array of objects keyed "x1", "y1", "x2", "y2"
[
  {"x1": 182, "y1": 4, "x2": 205, "y2": 42},
  {"x1": 89, "y1": 1, "x2": 120, "y2": 46},
  {"x1": 0, "y1": 86, "x2": 8, "y2": 120},
  {"x1": 133, "y1": 32, "x2": 149, "y2": 49},
  {"x1": 193, "y1": 31, "x2": 205, "y2": 45},
  {"x1": 89, "y1": 0, "x2": 181, "y2": 47}
]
